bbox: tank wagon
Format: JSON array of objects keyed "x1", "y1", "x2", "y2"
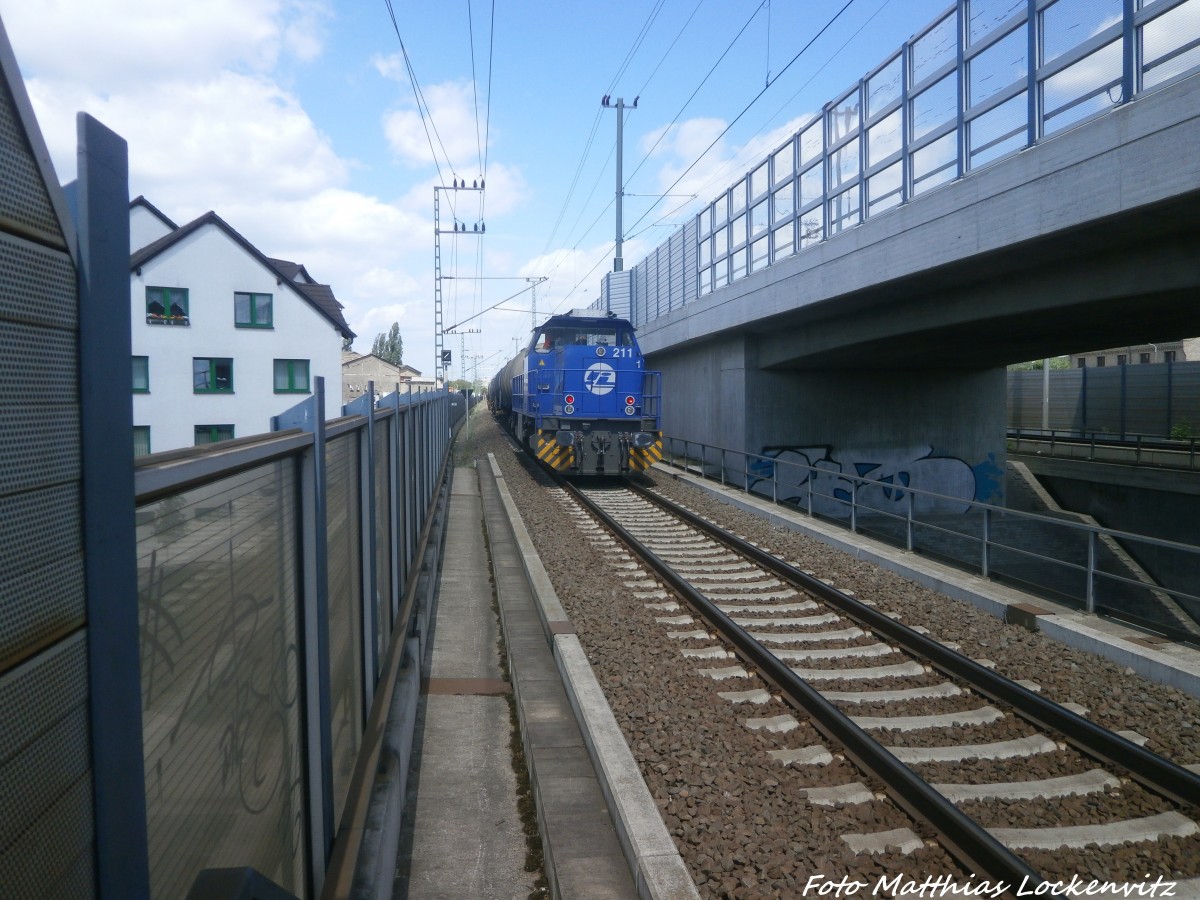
[{"x1": 488, "y1": 311, "x2": 662, "y2": 475}]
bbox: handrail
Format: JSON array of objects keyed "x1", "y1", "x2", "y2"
[
  {"x1": 661, "y1": 435, "x2": 1200, "y2": 625},
  {"x1": 134, "y1": 428, "x2": 313, "y2": 505},
  {"x1": 1008, "y1": 428, "x2": 1200, "y2": 471}
]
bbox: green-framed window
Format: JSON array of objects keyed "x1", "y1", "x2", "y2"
[
  {"x1": 133, "y1": 356, "x2": 149, "y2": 392},
  {"x1": 194, "y1": 424, "x2": 235, "y2": 446},
  {"x1": 146, "y1": 286, "x2": 189, "y2": 325},
  {"x1": 234, "y1": 292, "x2": 273, "y2": 328},
  {"x1": 193, "y1": 357, "x2": 233, "y2": 393},
  {"x1": 273, "y1": 359, "x2": 310, "y2": 393},
  {"x1": 133, "y1": 426, "x2": 151, "y2": 456}
]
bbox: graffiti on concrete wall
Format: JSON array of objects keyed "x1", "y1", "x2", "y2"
[{"x1": 748, "y1": 445, "x2": 1003, "y2": 518}]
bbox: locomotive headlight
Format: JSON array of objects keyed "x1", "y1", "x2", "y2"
[
  {"x1": 631, "y1": 432, "x2": 655, "y2": 448},
  {"x1": 625, "y1": 405, "x2": 635, "y2": 415}
]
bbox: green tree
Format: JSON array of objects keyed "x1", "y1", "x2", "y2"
[
  {"x1": 372, "y1": 323, "x2": 404, "y2": 367},
  {"x1": 341, "y1": 335, "x2": 353, "y2": 352}
]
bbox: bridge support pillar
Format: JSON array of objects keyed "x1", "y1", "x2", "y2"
[{"x1": 657, "y1": 336, "x2": 1006, "y2": 509}]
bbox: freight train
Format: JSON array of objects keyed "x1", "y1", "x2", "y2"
[{"x1": 488, "y1": 310, "x2": 662, "y2": 475}]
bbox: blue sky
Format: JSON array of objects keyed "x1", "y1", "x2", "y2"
[{"x1": 0, "y1": 0, "x2": 954, "y2": 384}]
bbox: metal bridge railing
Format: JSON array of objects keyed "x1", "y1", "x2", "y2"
[
  {"x1": 1008, "y1": 428, "x2": 1200, "y2": 470},
  {"x1": 614, "y1": 0, "x2": 1200, "y2": 329},
  {"x1": 662, "y1": 435, "x2": 1200, "y2": 642}
]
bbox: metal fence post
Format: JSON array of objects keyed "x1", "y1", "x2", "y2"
[
  {"x1": 807, "y1": 468, "x2": 814, "y2": 517},
  {"x1": 76, "y1": 113, "x2": 152, "y2": 898},
  {"x1": 982, "y1": 507, "x2": 991, "y2": 578},
  {"x1": 1085, "y1": 530, "x2": 1097, "y2": 613},
  {"x1": 906, "y1": 489, "x2": 914, "y2": 551},
  {"x1": 361, "y1": 382, "x2": 379, "y2": 701},
  {"x1": 298, "y1": 379, "x2": 334, "y2": 890},
  {"x1": 771, "y1": 458, "x2": 777, "y2": 504},
  {"x1": 850, "y1": 479, "x2": 858, "y2": 533},
  {"x1": 720, "y1": 447, "x2": 726, "y2": 486},
  {"x1": 389, "y1": 388, "x2": 402, "y2": 623}
]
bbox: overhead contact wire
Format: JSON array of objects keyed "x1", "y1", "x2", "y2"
[
  {"x1": 624, "y1": 0, "x2": 858, "y2": 237},
  {"x1": 383, "y1": 0, "x2": 458, "y2": 186}
]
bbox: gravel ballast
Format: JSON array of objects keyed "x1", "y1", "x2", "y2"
[{"x1": 462, "y1": 412, "x2": 1200, "y2": 897}]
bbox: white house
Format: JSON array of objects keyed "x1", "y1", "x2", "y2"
[{"x1": 129, "y1": 198, "x2": 355, "y2": 453}]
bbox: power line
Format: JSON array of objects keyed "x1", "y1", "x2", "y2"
[
  {"x1": 623, "y1": 1, "x2": 768, "y2": 191},
  {"x1": 624, "y1": 0, "x2": 859, "y2": 238},
  {"x1": 483, "y1": 0, "x2": 495, "y2": 181},
  {"x1": 382, "y1": 0, "x2": 459, "y2": 185},
  {"x1": 633, "y1": 0, "x2": 707, "y2": 100},
  {"x1": 548, "y1": 0, "x2": 865, "y2": 310},
  {"x1": 555, "y1": 2, "x2": 755, "y2": 265},
  {"x1": 607, "y1": 0, "x2": 668, "y2": 92},
  {"x1": 468, "y1": 0, "x2": 484, "y2": 177},
  {"x1": 650, "y1": 0, "x2": 894, "y2": 238},
  {"x1": 541, "y1": 0, "x2": 667, "y2": 258}
]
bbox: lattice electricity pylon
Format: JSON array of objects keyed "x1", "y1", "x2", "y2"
[{"x1": 433, "y1": 179, "x2": 484, "y2": 386}]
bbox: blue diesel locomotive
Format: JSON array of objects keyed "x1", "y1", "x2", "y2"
[{"x1": 488, "y1": 311, "x2": 662, "y2": 475}]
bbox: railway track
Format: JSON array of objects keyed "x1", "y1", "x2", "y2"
[{"x1": 552, "y1": 475, "x2": 1200, "y2": 892}]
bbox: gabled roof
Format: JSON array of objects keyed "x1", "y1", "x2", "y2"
[
  {"x1": 130, "y1": 210, "x2": 355, "y2": 339},
  {"x1": 130, "y1": 195, "x2": 178, "y2": 230},
  {"x1": 268, "y1": 257, "x2": 348, "y2": 328}
]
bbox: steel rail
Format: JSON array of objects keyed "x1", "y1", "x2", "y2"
[
  {"x1": 632, "y1": 482, "x2": 1200, "y2": 811},
  {"x1": 557, "y1": 478, "x2": 1048, "y2": 893}
]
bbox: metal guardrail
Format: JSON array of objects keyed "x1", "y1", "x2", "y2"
[
  {"x1": 1008, "y1": 428, "x2": 1200, "y2": 470},
  {"x1": 661, "y1": 436, "x2": 1200, "y2": 637}
]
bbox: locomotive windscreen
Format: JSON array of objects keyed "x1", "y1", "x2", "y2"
[{"x1": 533, "y1": 325, "x2": 633, "y2": 352}]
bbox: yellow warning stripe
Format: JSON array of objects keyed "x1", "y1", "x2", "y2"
[
  {"x1": 627, "y1": 437, "x2": 663, "y2": 472},
  {"x1": 536, "y1": 435, "x2": 574, "y2": 470}
]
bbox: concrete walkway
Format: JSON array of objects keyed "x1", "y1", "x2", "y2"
[
  {"x1": 393, "y1": 466, "x2": 537, "y2": 899},
  {"x1": 393, "y1": 459, "x2": 697, "y2": 899}
]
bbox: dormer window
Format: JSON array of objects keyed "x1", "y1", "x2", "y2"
[{"x1": 146, "y1": 287, "x2": 189, "y2": 325}]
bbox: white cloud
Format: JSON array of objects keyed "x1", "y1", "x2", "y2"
[
  {"x1": 0, "y1": 0, "x2": 429, "y2": 351},
  {"x1": 371, "y1": 52, "x2": 406, "y2": 82},
  {"x1": 382, "y1": 80, "x2": 484, "y2": 172},
  {"x1": 0, "y1": 0, "x2": 309, "y2": 88},
  {"x1": 23, "y1": 72, "x2": 346, "y2": 205},
  {"x1": 633, "y1": 113, "x2": 815, "y2": 226},
  {"x1": 284, "y1": 0, "x2": 332, "y2": 62}
]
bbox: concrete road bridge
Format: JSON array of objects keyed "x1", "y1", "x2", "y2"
[{"x1": 595, "y1": 0, "x2": 1200, "y2": 509}]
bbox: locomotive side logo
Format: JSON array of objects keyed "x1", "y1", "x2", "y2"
[{"x1": 583, "y1": 362, "x2": 616, "y2": 395}]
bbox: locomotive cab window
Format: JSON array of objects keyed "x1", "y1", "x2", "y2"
[
  {"x1": 535, "y1": 324, "x2": 635, "y2": 352},
  {"x1": 534, "y1": 329, "x2": 565, "y2": 352}
]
